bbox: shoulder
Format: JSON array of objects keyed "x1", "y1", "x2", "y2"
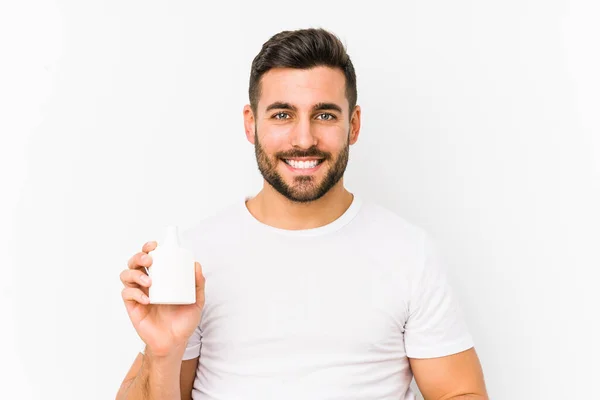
[
  {"x1": 353, "y1": 198, "x2": 428, "y2": 246},
  {"x1": 345, "y1": 197, "x2": 436, "y2": 281},
  {"x1": 179, "y1": 199, "x2": 245, "y2": 248}
]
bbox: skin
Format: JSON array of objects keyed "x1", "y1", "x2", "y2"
[
  {"x1": 117, "y1": 242, "x2": 204, "y2": 400},
  {"x1": 117, "y1": 65, "x2": 488, "y2": 400},
  {"x1": 243, "y1": 66, "x2": 361, "y2": 230}
]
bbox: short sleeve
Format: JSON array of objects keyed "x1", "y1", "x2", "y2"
[
  {"x1": 182, "y1": 324, "x2": 203, "y2": 360},
  {"x1": 404, "y1": 232, "x2": 474, "y2": 358},
  {"x1": 139, "y1": 325, "x2": 202, "y2": 360}
]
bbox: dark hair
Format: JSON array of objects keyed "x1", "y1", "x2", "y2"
[{"x1": 249, "y1": 28, "x2": 357, "y2": 116}]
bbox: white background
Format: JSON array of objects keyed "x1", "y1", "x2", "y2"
[{"x1": 2, "y1": 1, "x2": 599, "y2": 399}]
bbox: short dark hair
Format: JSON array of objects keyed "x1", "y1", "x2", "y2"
[{"x1": 248, "y1": 28, "x2": 357, "y2": 116}]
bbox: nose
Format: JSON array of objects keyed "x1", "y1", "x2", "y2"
[{"x1": 290, "y1": 118, "x2": 317, "y2": 149}]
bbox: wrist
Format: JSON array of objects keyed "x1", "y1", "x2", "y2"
[{"x1": 145, "y1": 342, "x2": 187, "y2": 361}]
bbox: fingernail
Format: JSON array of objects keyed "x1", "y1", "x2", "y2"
[
  {"x1": 141, "y1": 275, "x2": 150, "y2": 285},
  {"x1": 140, "y1": 254, "x2": 148, "y2": 263},
  {"x1": 142, "y1": 294, "x2": 150, "y2": 303}
]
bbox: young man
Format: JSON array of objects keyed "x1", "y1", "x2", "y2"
[{"x1": 117, "y1": 28, "x2": 488, "y2": 400}]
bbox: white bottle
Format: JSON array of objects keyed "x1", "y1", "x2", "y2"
[{"x1": 146, "y1": 225, "x2": 196, "y2": 304}]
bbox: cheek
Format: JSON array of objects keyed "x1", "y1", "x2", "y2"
[
  {"x1": 317, "y1": 124, "x2": 349, "y2": 145},
  {"x1": 258, "y1": 127, "x2": 292, "y2": 150},
  {"x1": 320, "y1": 134, "x2": 348, "y2": 154},
  {"x1": 258, "y1": 134, "x2": 286, "y2": 156},
  {"x1": 259, "y1": 120, "x2": 294, "y2": 136}
]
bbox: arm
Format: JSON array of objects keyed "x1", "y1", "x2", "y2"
[
  {"x1": 116, "y1": 349, "x2": 199, "y2": 400},
  {"x1": 409, "y1": 347, "x2": 488, "y2": 400}
]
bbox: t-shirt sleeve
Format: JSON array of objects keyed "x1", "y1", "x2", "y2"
[
  {"x1": 139, "y1": 324, "x2": 202, "y2": 360},
  {"x1": 182, "y1": 324, "x2": 203, "y2": 360},
  {"x1": 404, "y1": 232, "x2": 475, "y2": 358}
]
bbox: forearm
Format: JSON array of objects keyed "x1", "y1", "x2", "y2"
[
  {"x1": 444, "y1": 395, "x2": 488, "y2": 400},
  {"x1": 119, "y1": 349, "x2": 184, "y2": 400}
]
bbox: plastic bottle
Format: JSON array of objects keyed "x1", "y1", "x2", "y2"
[{"x1": 146, "y1": 225, "x2": 196, "y2": 304}]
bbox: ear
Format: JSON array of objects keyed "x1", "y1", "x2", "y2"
[
  {"x1": 243, "y1": 105, "x2": 256, "y2": 145},
  {"x1": 349, "y1": 105, "x2": 361, "y2": 145}
]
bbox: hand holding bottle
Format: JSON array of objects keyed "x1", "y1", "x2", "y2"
[{"x1": 120, "y1": 234, "x2": 205, "y2": 358}]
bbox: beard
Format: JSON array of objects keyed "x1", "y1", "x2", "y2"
[{"x1": 254, "y1": 129, "x2": 350, "y2": 203}]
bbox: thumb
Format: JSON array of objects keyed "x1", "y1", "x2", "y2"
[{"x1": 194, "y1": 261, "x2": 205, "y2": 307}]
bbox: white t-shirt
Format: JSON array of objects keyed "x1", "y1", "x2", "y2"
[{"x1": 145, "y1": 195, "x2": 474, "y2": 399}]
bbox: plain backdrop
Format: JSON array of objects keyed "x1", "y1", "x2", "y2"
[{"x1": 2, "y1": 1, "x2": 599, "y2": 399}]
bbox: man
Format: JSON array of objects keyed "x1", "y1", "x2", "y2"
[{"x1": 117, "y1": 28, "x2": 488, "y2": 400}]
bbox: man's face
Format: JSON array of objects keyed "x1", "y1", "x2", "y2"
[{"x1": 245, "y1": 66, "x2": 360, "y2": 203}]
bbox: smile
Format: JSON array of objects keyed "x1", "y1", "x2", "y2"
[{"x1": 281, "y1": 158, "x2": 324, "y2": 171}]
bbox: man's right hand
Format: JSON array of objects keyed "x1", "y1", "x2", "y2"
[{"x1": 120, "y1": 241, "x2": 206, "y2": 358}]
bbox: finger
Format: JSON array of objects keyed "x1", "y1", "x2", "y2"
[
  {"x1": 142, "y1": 241, "x2": 157, "y2": 253},
  {"x1": 127, "y1": 251, "x2": 153, "y2": 270},
  {"x1": 122, "y1": 287, "x2": 150, "y2": 305},
  {"x1": 194, "y1": 262, "x2": 206, "y2": 307},
  {"x1": 120, "y1": 269, "x2": 152, "y2": 288},
  {"x1": 195, "y1": 262, "x2": 205, "y2": 289}
]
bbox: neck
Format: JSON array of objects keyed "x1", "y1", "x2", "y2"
[{"x1": 245, "y1": 180, "x2": 354, "y2": 230}]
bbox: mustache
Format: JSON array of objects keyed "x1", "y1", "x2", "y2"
[{"x1": 276, "y1": 147, "x2": 330, "y2": 159}]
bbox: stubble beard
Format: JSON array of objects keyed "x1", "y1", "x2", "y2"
[{"x1": 253, "y1": 128, "x2": 350, "y2": 203}]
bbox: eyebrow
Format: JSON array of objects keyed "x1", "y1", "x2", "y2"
[{"x1": 265, "y1": 102, "x2": 343, "y2": 114}]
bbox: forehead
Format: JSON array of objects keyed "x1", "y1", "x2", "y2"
[{"x1": 258, "y1": 66, "x2": 348, "y2": 110}]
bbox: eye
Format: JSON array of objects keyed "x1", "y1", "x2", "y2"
[
  {"x1": 272, "y1": 112, "x2": 290, "y2": 120},
  {"x1": 316, "y1": 113, "x2": 336, "y2": 121}
]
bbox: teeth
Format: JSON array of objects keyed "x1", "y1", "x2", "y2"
[{"x1": 285, "y1": 159, "x2": 320, "y2": 169}]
